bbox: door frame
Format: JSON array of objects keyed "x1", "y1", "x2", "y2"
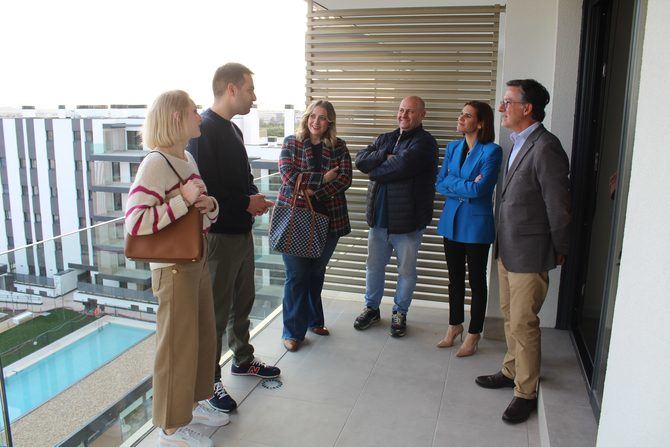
[{"x1": 557, "y1": 0, "x2": 646, "y2": 417}]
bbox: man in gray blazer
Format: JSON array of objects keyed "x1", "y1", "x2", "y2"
[{"x1": 475, "y1": 79, "x2": 570, "y2": 423}]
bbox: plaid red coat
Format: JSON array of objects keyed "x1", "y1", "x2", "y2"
[{"x1": 278, "y1": 135, "x2": 352, "y2": 237}]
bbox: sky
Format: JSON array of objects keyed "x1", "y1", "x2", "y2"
[{"x1": 1, "y1": 0, "x2": 307, "y2": 110}]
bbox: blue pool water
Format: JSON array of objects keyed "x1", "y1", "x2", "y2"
[{"x1": 3, "y1": 323, "x2": 153, "y2": 423}]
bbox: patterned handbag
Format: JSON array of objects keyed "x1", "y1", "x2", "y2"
[{"x1": 269, "y1": 173, "x2": 330, "y2": 258}]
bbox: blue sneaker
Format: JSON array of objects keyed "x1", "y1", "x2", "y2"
[
  {"x1": 204, "y1": 382, "x2": 237, "y2": 413},
  {"x1": 231, "y1": 358, "x2": 281, "y2": 378}
]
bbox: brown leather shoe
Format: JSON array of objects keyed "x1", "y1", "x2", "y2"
[
  {"x1": 310, "y1": 326, "x2": 330, "y2": 336},
  {"x1": 475, "y1": 371, "x2": 515, "y2": 389},
  {"x1": 502, "y1": 397, "x2": 537, "y2": 423},
  {"x1": 283, "y1": 339, "x2": 300, "y2": 352}
]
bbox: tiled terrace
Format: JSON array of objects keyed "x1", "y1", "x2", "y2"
[{"x1": 137, "y1": 297, "x2": 597, "y2": 447}]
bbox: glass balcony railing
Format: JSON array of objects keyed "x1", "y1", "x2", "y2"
[{"x1": 0, "y1": 169, "x2": 283, "y2": 446}]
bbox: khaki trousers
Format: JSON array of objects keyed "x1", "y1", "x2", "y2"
[
  {"x1": 151, "y1": 248, "x2": 216, "y2": 430},
  {"x1": 498, "y1": 259, "x2": 548, "y2": 399}
]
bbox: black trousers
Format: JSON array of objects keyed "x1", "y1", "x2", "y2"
[{"x1": 443, "y1": 238, "x2": 491, "y2": 334}]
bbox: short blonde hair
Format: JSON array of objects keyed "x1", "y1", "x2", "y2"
[
  {"x1": 142, "y1": 90, "x2": 193, "y2": 149},
  {"x1": 296, "y1": 100, "x2": 338, "y2": 148}
]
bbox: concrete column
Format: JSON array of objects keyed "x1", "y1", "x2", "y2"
[{"x1": 284, "y1": 104, "x2": 296, "y2": 137}]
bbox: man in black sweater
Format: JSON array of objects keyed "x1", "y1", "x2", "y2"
[{"x1": 188, "y1": 63, "x2": 279, "y2": 415}]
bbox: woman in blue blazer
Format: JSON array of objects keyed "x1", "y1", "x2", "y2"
[{"x1": 435, "y1": 101, "x2": 502, "y2": 356}]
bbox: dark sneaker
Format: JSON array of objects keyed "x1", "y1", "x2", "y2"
[
  {"x1": 353, "y1": 307, "x2": 380, "y2": 330},
  {"x1": 231, "y1": 358, "x2": 281, "y2": 378},
  {"x1": 204, "y1": 382, "x2": 238, "y2": 413},
  {"x1": 390, "y1": 311, "x2": 407, "y2": 337}
]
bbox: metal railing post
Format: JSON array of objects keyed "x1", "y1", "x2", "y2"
[{"x1": 0, "y1": 356, "x2": 14, "y2": 447}]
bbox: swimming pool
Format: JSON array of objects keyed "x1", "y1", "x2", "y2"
[{"x1": 3, "y1": 322, "x2": 153, "y2": 423}]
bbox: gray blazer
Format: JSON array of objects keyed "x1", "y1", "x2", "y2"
[{"x1": 494, "y1": 124, "x2": 571, "y2": 273}]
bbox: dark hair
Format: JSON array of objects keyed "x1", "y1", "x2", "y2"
[
  {"x1": 463, "y1": 100, "x2": 495, "y2": 143},
  {"x1": 212, "y1": 63, "x2": 254, "y2": 97},
  {"x1": 506, "y1": 79, "x2": 550, "y2": 122}
]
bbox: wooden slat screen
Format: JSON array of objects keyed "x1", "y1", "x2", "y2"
[{"x1": 306, "y1": 3, "x2": 504, "y2": 303}]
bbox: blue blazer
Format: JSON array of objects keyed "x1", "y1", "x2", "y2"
[{"x1": 436, "y1": 139, "x2": 502, "y2": 244}]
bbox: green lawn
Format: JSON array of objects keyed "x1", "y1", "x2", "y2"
[{"x1": 0, "y1": 309, "x2": 98, "y2": 366}]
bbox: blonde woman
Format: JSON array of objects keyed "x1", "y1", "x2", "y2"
[
  {"x1": 277, "y1": 100, "x2": 352, "y2": 351},
  {"x1": 125, "y1": 90, "x2": 226, "y2": 447}
]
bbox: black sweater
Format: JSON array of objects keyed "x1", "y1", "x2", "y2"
[{"x1": 187, "y1": 109, "x2": 258, "y2": 234}]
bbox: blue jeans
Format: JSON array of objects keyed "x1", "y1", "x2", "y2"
[
  {"x1": 282, "y1": 235, "x2": 339, "y2": 341},
  {"x1": 364, "y1": 227, "x2": 425, "y2": 315}
]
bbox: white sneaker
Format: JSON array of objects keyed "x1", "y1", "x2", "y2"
[
  {"x1": 158, "y1": 426, "x2": 213, "y2": 447},
  {"x1": 192, "y1": 403, "x2": 231, "y2": 427}
]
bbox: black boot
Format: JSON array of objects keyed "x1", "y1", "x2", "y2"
[
  {"x1": 502, "y1": 397, "x2": 537, "y2": 423},
  {"x1": 475, "y1": 371, "x2": 515, "y2": 389}
]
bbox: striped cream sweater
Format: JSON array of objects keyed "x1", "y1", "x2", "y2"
[{"x1": 124, "y1": 150, "x2": 218, "y2": 268}]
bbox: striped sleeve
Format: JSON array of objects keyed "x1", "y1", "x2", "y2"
[{"x1": 124, "y1": 156, "x2": 189, "y2": 236}]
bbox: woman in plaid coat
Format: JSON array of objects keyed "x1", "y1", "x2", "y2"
[{"x1": 277, "y1": 100, "x2": 352, "y2": 352}]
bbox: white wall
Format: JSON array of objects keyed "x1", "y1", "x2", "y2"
[
  {"x1": 2, "y1": 119, "x2": 29, "y2": 272},
  {"x1": 53, "y1": 119, "x2": 82, "y2": 266},
  {"x1": 597, "y1": 1, "x2": 670, "y2": 445},
  {"x1": 486, "y1": 0, "x2": 582, "y2": 326},
  {"x1": 33, "y1": 119, "x2": 58, "y2": 275}
]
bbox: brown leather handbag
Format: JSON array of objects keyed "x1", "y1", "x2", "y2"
[{"x1": 124, "y1": 151, "x2": 203, "y2": 263}]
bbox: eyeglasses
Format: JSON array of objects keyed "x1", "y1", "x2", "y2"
[{"x1": 499, "y1": 100, "x2": 526, "y2": 109}]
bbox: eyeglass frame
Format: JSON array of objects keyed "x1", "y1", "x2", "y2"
[{"x1": 499, "y1": 99, "x2": 527, "y2": 109}]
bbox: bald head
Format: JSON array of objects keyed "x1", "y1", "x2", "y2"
[{"x1": 397, "y1": 96, "x2": 426, "y2": 131}]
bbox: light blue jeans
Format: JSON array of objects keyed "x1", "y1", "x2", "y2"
[{"x1": 364, "y1": 227, "x2": 425, "y2": 315}]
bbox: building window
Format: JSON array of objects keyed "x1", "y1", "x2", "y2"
[
  {"x1": 48, "y1": 159, "x2": 56, "y2": 170},
  {"x1": 75, "y1": 160, "x2": 83, "y2": 171},
  {"x1": 127, "y1": 130, "x2": 142, "y2": 150},
  {"x1": 113, "y1": 193, "x2": 123, "y2": 211},
  {"x1": 26, "y1": 237, "x2": 33, "y2": 245},
  {"x1": 21, "y1": 186, "x2": 28, "y2": 196},
  {"x1": 112, "y1": 162, "x2": 121, "y2": 182},
  {"x1": 0, "y1": 157, "x2": 4, "y2": 168},
  {"x1": 53, "y1": 214, "x2": 59, "y2": 223},
  {"x1": 73, "y1": 130, "x2": 81, "y2": 141},
  {"x1": 30, "y1": 158, "x2": 37, "y2": 169},
  {"x1": 7, "y1": 236, "x2": 13, "y2": 248},
  {"x1": 76, "y1": 188, "x2": 83, "y2": 200},
  {"x1": 32, "y1": 185, "x2": 39, "y2": 195},
  {"x1": 4, "y1": 210, "x2": 10, "y2": 220},
  {"x1": 24, "y1": 211, "x2": 30, "y2": 221},
  {"x1": 130, "y1": 163, "x2": 139, "y2": 181},
  {"x1": 34, "y1": 213, "x2": 41, "y2": 222},
  {"x1": 46, "y1": 130, "x2": 54, "y2": 141},
  {"x1": 79, "y1": 217, "x2": 87, "y2": 228},
  {"x1": 85, "y1": 130, "x2": 93, "y2": 142},
  {"x1": 19, "y1": 158, "x2": 26, "y2": 169},
  {"x1": 50, "y1": 187, "x2": 57, "y2": 197}
]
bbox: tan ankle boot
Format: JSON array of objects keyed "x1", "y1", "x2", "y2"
[
  {"x1": 437, "y1": 324, "x2": 463, "y2": 348},
  {"x1": 456, "y1": 333, "x2": 481, "y2": 357}
]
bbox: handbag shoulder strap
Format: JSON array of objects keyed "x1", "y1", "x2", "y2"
[{"x1": 150, "y1": 150, "x2": 186, "y2": 185}]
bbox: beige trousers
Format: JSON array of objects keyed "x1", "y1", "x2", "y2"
[
  {"x1": 151, "y1": 247, "x2": 217, "y2": 430},
  {"x1": 498, "y1": 259, "x2": 549, "y2": 399}
]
